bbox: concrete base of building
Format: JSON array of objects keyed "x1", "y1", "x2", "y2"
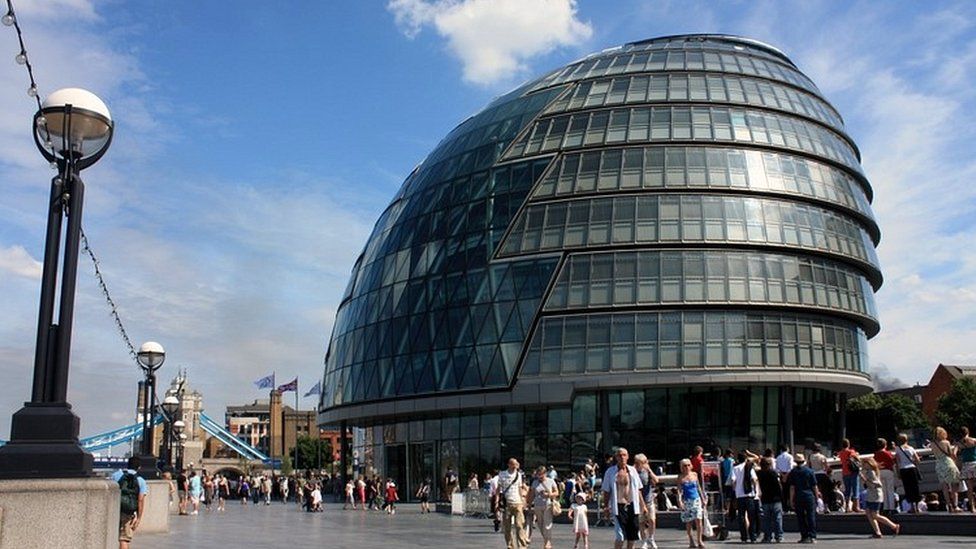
[
  {"x1": 0, "y1": 478, "x2": 119, "y2": 549},
  {"x1": 138, "y1": 479, "x2": 171, "y2": 533}
]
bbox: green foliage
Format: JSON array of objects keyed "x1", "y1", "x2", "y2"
[
  {"x1": 847, "y1": 392, "x2": 927, "y2": 445},
  {"x1": 936, "y1": 378, "x2": 976, "y2": 435},
  {"x1": 280, "y1": 454, "x2": 293, "y2": 476},
  {"x1": 288, "y1": 436, "x2": 333, "y2": 471}
]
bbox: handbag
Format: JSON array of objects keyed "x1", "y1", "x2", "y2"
[
  {"x1": 703, "y1": 513, "x2": 715, "y2": 538},
  {"x1": 551, "y1": 499, "x2": 562, "y2": 516}
]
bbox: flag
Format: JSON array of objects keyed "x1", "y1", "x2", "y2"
[
  {"x1": 303, "y1": 381, "x2": 321, "y2": 398},
  {"x1": 253, "y1": 373, "x2": 275, "y2": 389},
  {"x1": 277, "y1": 377, "x2": 298, "y2": 393}
]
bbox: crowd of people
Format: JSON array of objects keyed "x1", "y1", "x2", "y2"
[{"x1": 142, "y1": 425, "x2": 976, "y2": 549}]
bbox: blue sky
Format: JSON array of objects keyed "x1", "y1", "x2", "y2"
[{"x1": 0, "y1": 0, "x2": 974, "y2": 439}]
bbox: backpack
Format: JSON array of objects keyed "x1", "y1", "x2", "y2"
[
  {"x1": 118, "y1": 472, "x2": 140, "y2": 515},
  {"x1": 847, "y1": 455, "x2": 860, "y2": 475}
]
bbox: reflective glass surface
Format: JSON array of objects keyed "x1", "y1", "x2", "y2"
[
  {"x1": 545, "y1": 250, "x2": 878, "y2": 334},
  {"x1": 520, "y1": 311, "x2": 868, "y2": 376},
  {"x1": 545, "y1": 73, "x2": 843, "y2": 132},
  {"x1": 321, "y1": 85, "x2": 566, "y2": 409},
  {"x1": 499, "y1": 194, "x2": 881, "y2": 281},
  {"x1": 503, "y1": 106, "x2": 861, "y2": 178},
  {"x1": 532, "y1": 46, "x2": 822, "y2": 98},
  {"x1": 530, "y1": 146, "x2": 876, "y2": 225},
  {"x1": 322, "y1": 35, "x2": 880, "y2": 417}
]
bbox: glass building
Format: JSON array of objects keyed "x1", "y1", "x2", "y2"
[{"x1": 319, "y1": 35, "x2": 880, "y2": 497}]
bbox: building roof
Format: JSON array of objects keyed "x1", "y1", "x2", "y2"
[
  {"x1": 226, "y1": 399, "x2": 296, "y2": 415},
  {"x1": 937, "y1": 364, "x2": 976, "y2": 379}
]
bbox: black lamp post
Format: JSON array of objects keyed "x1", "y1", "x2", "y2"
[
  {"x1": 135, "y1": 341, "x2": 165, "y2": 479},
  {"x1": 175, "y1": 431, "x2": 187, "y2": 472},
  {"x1": 0, "y1": 88, "x2": 113, "y2": 479},
  {"x1": 160, "y1": 393, "x2": 180, "y2": 471}
]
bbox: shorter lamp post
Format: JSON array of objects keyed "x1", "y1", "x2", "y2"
[
  {"x1": 136, "y1": 341, "x2": 165, "y2": 479},
  {"x1": 172, "y1": 420, "x2": 185, "y2": 472},
  {"x1": 176, "y1": 432, "x2": 187, "y2": 473},
  {"x1": 160, "y1": 393, "x2": 180, "y2": 471}
]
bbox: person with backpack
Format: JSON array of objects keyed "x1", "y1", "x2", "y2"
[
  {"x1": 111, "y1": 456, "x2": 148, "y2": 549},
  {"x1": 730, "y1": 452, "x2": 760, "y2": 543}
]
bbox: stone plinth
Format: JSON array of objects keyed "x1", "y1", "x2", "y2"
[
  {"x1": 139, "y1": 479, "x2": 171, "y2": 533},
  {"x1": 0, "y1": 478, "x2": 118, "y2": 549}
]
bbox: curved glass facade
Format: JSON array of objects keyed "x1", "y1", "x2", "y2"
[{"x1": 322, "y1": 35, "x2": 881, "y2": 488}]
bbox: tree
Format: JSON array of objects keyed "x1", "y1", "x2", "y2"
[
  {"x1": 936, "y1": 377, "x2": 976, "y2": 435},
  {"x1": 847, "y1": 393, "x2": 927, "y2": 446},
  {"x1": 280, "y1": 454, "x2": 294, "y2": 476},
  {"x1": 289, "y1": 436, "x2": 333, "y2": 471}
]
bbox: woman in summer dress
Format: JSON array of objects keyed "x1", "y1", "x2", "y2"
[
  {"x1": 929, "y1": 426, "x2": 961, "y2": 512},
  {"x1": 677, "y1": 458, "x2": 706, "y2": 549}
]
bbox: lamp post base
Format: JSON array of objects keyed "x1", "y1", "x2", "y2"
[{"x1": 0, "y1": 402, "x2": 93, "y2": 479}]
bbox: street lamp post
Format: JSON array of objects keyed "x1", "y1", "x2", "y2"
[
  {"x1": 160, "y1": 393, "x2": 180, "y2": 471},
  {"x1": 136, "y1": 341, "x2": 165, "y2": 479},
  {"x1": 176, "y1": 432, "x2": 187, "y2": 473},
  {"x1": 0, "y1": 88, "x2": 113, "y2": 479}
]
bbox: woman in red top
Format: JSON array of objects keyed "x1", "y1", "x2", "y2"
[
  {"x1": 837, "y1": 439, "x2": 861, "y2": 513},
  {"x1": 873, "y1": 438, "x2": 897, "y2": 512}
]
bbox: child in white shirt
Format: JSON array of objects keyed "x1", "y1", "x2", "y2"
[{"x1": 568, "y1": 492, "x2": 589, "y2": 549}]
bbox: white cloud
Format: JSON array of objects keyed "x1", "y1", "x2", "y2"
[
  {"x1": 388, "y1": 0, "x2": 592, "y2": 85},
  {"x1": 0, "y1": 245, "x2": 42, "y2": 279}
]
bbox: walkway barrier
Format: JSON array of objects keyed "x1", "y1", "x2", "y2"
[{"x1": 463, "y1": 489, "x2": 490, "y2": 518}]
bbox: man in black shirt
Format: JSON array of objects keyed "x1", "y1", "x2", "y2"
[{"x1": 756, "y1": 458, "x2": 783, "y2": 543}]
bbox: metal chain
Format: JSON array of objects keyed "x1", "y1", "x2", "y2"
[{"x1": 80, "y1": 228, "x2": 139, "y2": 363}]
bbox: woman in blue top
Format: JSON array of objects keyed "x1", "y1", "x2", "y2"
[{"x1": 677, "y1": 458, "x2": 707, "y2": 549}]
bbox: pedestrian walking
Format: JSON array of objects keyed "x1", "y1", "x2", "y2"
[
  {"x1": 860, "y1": 456, "x2": 901, "y2": 538},
  {"x1": 217, "y1": 475, "x2": 229, "y2": 512},
  {"x1": 177, "y1": 469, "x2": 188, "y2": 515},
  {"x1": 929, "y1": 426, "x2": 962, "y2": 512},
  {"x1": 416, "y1": 478, "x2": 432, "y2": 513},
  {"x1": 601, "y1": 447, "x2": 647, "y2": 549},
  {"x1": 239, "y1": 477, "x2": 250, "y2": 505},
  {"x1": 496, "y1": 458, "x2": 530, "y2": 549},
  {"x1": 677, "y1": 458, "x2": 706, "y2": 549},
  {"x1": 568, "y1": 493, "x2": 590, "y2": 549},
  {"x1": 633, "y1": 453, "x2": 658, "y2": 549},
  {"x1": 112, "y1": 456, "x2": 148, "y2": 549},
  {"x1": 344, "y1": 478, "x2": 355, "y2": 509},
  {"x1": 188, "y1": 470, "x2": 202, "y2": 515},
  {"x1": 730, "y1": 452, "x2": 760, "y2": 543},
  {"x1": 262, "y1": 475, "x2": 272, "y2": 505},
  {"x1": 757, "y1": 457, "x2": 783, "y2": 543},
  {"x1": 530, "y1": 465, "x2": 559, "y2": 549},
  {"x1": 958, "y1": 426, "x2": 976, "y2": 513},
  {"x1": 356, "y1": 476, "x2": 367, "y2": 511},
  {"x1": 787, "y1": 453, "x2": 820, "y2": 544},
  {"x1": 838, "y1": 439, "x2": 861, "y2": 513},
  {"x1": 385, "y1": 478, "x2": 399, "y2": 514}
]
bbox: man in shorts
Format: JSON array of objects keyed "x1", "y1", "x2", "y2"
[
  {"x1": 111, "y1": 456, "x2": 148, "y2": 549},
  {"x1": 601, "y1": 448, "x2": 648, "y2": 549}
]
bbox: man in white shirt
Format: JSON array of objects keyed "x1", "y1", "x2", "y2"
[
  {"x1": 775, "y1": 445, "x2": 795, "y2": 512},
  {"x1": 601, "y1": 447, "x2": 647, "y2": 549},
  {"x1": 496, "y1": 458, "x2": 529, "y2": 549},
  {"x1": 730, "y1": 452, "x2": 760, "y2": 543}
]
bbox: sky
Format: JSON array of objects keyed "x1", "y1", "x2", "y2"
[{"x1": 0, "y1": 0, "x2": 974, "y2": 440}]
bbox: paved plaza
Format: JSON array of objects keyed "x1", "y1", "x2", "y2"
[{"x1": 139, "y1": 502, "x2": 976, "y2": 548}]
